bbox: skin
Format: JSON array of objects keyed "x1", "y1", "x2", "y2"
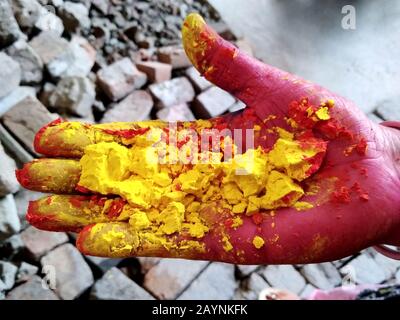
[{"x1": 16, "y1": 14, "x2": 400, "y2": 264}]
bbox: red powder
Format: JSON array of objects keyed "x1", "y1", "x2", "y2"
[
  {"x1": 106, "y1": 198, "x2": 126, "y2": 219},
  {"x1": 331, "y1": 186, "x2": 351, "y2": 203},
  {"x1": 102, "y1": 127, "x2": 150, "y2": 139},
  {"x1": 252, "y1": 213, "x2": 263, "y2": 225},
  {"x1": 356, "y1": 138, "x2": 367, "y2": 155}
]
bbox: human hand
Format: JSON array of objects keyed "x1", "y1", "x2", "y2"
[{"x1": 16, "y1": 14, "x2": 400, "y2": 264}]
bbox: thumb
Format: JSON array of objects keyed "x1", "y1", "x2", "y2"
[{"x1": 182, "y1": 13, "x2": 320, "y2": 118}]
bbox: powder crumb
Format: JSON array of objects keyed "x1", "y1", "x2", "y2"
[{"x1": 252, "y1": 236, "x2": 265, "y2": 249}]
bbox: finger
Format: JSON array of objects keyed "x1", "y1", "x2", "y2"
[
  {"x1": 26, "y1": 195, "x2": 127, "y2": 232},
  {"x1": 34, "y1": 119, "x2": 167, "y2": 158},
  {"x1": 182, "y1": 14, "x2": 325, "y2": 118},
  {"x1": 76, "y1": 222, "x2": 207, "y2": 259},
  {"x1": 16, "y1": 159, "x2": 81, "y2": 194}
]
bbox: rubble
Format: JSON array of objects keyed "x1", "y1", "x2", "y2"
[
  {"x1": 29, "y1": 31, "x2": 69, "y2": 66},
  {"x1": 6, "y1": 275, "x2": 59, "y2": 300},
  {"x1": 0, "y1": 0, "x2": 22, "y2": 48},
  {"x1": 0, "y1": 142, "x2": 19, "y2": 197},
  {"x1": 97, "y1": 58, "x2": 147, "y2": 101},
  {"x1": 149, "y1": 77, "x2": 195, "y2": 108},
  {"x1": 144, "y1": 259, "x2": 208, "y2": 299},
  {"x1": 136, "y1": 61, "x2": 172, "y2": 83},
  {"x1": 101, "y1": 90, "x2": 153, "y2": 123},
  {"x1": 41, "y1": 243, "x2": 94, "y2": 300},
  {"x1": 91, "y1": 267, "x2": 154, "y2": 300},
  {"x1": 0, "y1": 195, "x2": 21, "y2": 241},
  {"x1": 0, "y1": 261, "x2": 18, "y2": 291},
  {"x1": 16, "y1": 262, "x2": 39, "y2": 283},
  {"x1": 185, "y1": 67, "x2": 212, "y2": 92},
  {"x1": 59, "y1": 1, "x2": 91, "y2": 33},
  {"x1": 6, "y1": 40, "x2": 43, "y2": 84},
  {"x1": 157, "y1": 46, "x2": 191, "y2": 69},
  {"x1": 0, "y1": 53, "x2": 21, "y2": 99},
  {"x1": 49, "y1": 76, "x2": 95, "y2": 117},
  {"x1": 20, "y1": 226, "x2": 68, "y2": 260},
  {"x1": 1, "y1": 96, "x2": 58, "y2": 154},
  {"x1": 192, "y1": 86, "x2": 236, "y2": 118},
  {"x1": 156, "y1": 103, "x2": 195, "y2": 122},
  {"x1": 178, "y1": 263, "x2": 237, "y2": 300}
]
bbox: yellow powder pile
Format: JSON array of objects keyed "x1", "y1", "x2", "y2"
[{"x1": 78, "y1": 122, "x2": 325, "y2": 254}]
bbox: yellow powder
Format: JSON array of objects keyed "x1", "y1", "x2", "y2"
[
  {"x1": 294, "y1": 201, "x2": 314, "y2": 211},
  {"x1": 315, "y1": 107, "x2": 330, "y2": 120},
  {"x1": 77, "y1": 121, "x2": 323, "y2": 254},
  {"x1": 222, "y1": 234, "x2": 233, "y2": 252},
  {"x1": 252, "y1": 236, "x2": 265, "y2": 249}
]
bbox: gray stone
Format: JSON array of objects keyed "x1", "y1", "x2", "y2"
[
  {"x1": 2, "y1": 96, "x2": 58, "y2": 154},
  {"x1": 144, "y1": 259, "x2": 208, "y2": 299},
  {"x1": 34, "y1": 6, "x2": 64, "y2": 35},
  {"x1": 29, "y1": 31, "x2": 69, "y2": 66},
  {"x1": 0, "y1": 195, "x2": 21, "y2": 241},
  {"x1": 367, "y1": 113, "x2": 383, "y2": 124},
  {"x1": 149, "y1": 77, "x2": 195, "y2": 108},
  {"x1": 299, "y1": 284, "x2": 317, "y2": 299},
  {"x1": 236, "y1": 273, "x2": 269, "y2": 300},
  {"x1": 178, "y1": 263, "x2": 237, "y2": 300},
  {"x1": 0, "y1": 261, "x2": 18, "y2": 290},
  {"x1": 229, "y1": 100, "x2": 246, "y2": 113},
  {"x1": 396, "y1": 269, "x2": 400, "y2": 282},
  {"x1": 0, "y1": 233, "x2": 25, "y2": 257},
  {"x1": 47, "y1": 36, "x2": 96, "y2": 79},
  {"x1": 101, "y1": 90, "x2": 153, "y2": 123},
  {"x1": 6, "y1": 275, "x2": 59, "y2": 300},
  {"x1": 136, "y1": 61, "x2": 172, "y2": 83},
  {"x1": 39, "y1": 82, "x2": 56, "y2": 107},
  {"x1": 0, "y1": 53, "x2": 21, "y2": 99},
  {"x1": 261, "y1": 265, "x2": 306, "y2": 294},
  {"x1": 372, "y1": 252, "x2": 400, "y2": 279},
  {"x1": 41, "y1": 243, "x2": 94, "y2": 300},
  {"x1": 237, "y1": 265, "x2": 259, "y2": 277},
  {"x1": 85, "y1": 256, "x2": 121, "y2": 273},
  {"x1": 91, "y1": 267, "x2": 154, "y2": 300},
  {"x1": 49, "y1": 77, "x2": 95, "y2": 117},
  {"x1": 235, "y1": 39, "x2": 254, "y2": 57},
  {"x1": 157, "y1": 46, "x2": 191, "y2": 69},
  {"x1": 193, "y1": 86, "x2": 236, "y2": 118},
  {"x1": 11, "y1": 0, "x2": 42, "y2": 30},
  {"x1": 14, "y1": 189, "x2": 45, "y2": 223},
  {"x1": 16, "y1": 262, "x2": 39, "y2": 283},
  {"x1": 0, "y1": 0, "x2": 22, "y2": 48},
  {"x1": 6, "y1": 40, "x2": 43, "y2": 84},
  {"x1": 59, "y1": 1, "x2": 91, "y2": 32},
  {"x1": 138, "y1": 257, "x2": 160, "y2": 274},
  {"x1": 91, "y1": 0, "x2": 109, "y2": 15},
  {"x1": 300, "y1": 263, "x2": 338, "y2": 290},
  {"x1": 0, "y1": 124, "x2": 33, "y2": 164},
  {"x1": 0, "y1": 86, "x2": 36, "y2": 116},
  {"x1": 21, "y1": 226, "x2": 68, "y2": 260},
  {"x1": 97, "y1": 58, "x2": 147, "y2": 101},
  {"x1": 0, "y1": 142, "x2": 19, "y2": 197},
  {"x1": 340, "y1": 254, "x2": 386, "y2": 284},
  {"x1": 185, "y1": 67, "x2": 212, "y2": 92},
  {"x1": 156, "y1": 103, "x2": 195, "y2": 122},
  {"x1": 376, "y1": 99, "x2": 400, "y2": 121}
]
